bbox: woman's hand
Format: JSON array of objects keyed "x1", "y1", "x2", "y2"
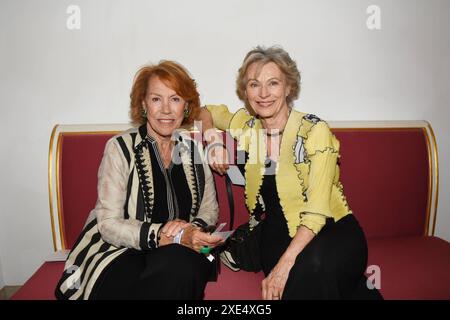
[
  {"x1": 160, "y1": 219, "x2": 190, "y2": 237},
  {"x1": 158, "y1": 232, "x2": 174, "y2": 247},
  {"x1": 204, "y1": 128, "x2": 229, "y2": 175},
  {"x1": 198, "y1": 107, "x2": 230, "y2": 175},
  {"x1": 206, "y1": 141, "x2": 230, "y2": 175},
  {"x1": 261, "y1": 225, "x2": 316, "y2": 299},
  {"x1": 262, "y1": 257, "x2": 295, "y2": 300},
  {"x1": 157, "y1": 219, "x2": 190, "y2": 247},
  {"x1": 181, "y1": 224, "x2": 225, "y2": 252}
]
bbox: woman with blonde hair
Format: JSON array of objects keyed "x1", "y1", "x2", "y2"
[{"x1": 200, "y1": 46, "x2": 382, "y2": 300}]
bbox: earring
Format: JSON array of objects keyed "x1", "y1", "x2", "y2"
[
  {"x1": 141, "y1": 102, "x2": 147, "y2": 118},
  {"x1": 184, "y1": 107, "x2": 190, "y2": 118}
]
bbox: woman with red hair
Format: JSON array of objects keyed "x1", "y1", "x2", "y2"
[{"x1": 55, "y1": 61, "x2": 222, "y2": 300}]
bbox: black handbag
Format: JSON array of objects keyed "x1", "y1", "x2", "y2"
[
  {"x1": 226, "y1": 221, "x2": 263, "y2": 272},
  {"x1": 220, "y1": 174, "x2": 263, "y2": 273}
]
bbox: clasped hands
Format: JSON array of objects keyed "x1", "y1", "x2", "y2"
[{"x1": 158, "y1": 219, "x2": 224, "y2": 253}]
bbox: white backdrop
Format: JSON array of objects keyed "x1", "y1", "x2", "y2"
[
  {"x1": 0, "y1": 0, "x2": 449, "y2": 286},
  {"x1": 0, "y1": 258, "x2": 4, "y2": 289}
]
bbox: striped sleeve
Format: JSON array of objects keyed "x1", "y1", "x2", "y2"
[
  {"x1": 139, "y1": 222, "x2": 164, "y2": 250},
  {"x1": 95, "y1": 138, "x2": 162, "y2": 250}
]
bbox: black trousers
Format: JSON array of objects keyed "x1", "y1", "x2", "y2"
[
  {"x1": 90, "y1": 244, "x2": 212, "y2": 300},
  {"x1": 261, "y1": 214, "x2": 383, "y2": 300}
]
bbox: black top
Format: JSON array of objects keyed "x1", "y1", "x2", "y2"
[
  {"x1": 259, "y1": 158, "x2": 289, "y2": 232},
  {"x1": 145, "y1": 136, "x2": 192, "y2": 224},
  {"x1": 259, "y1": 158, "x2": 292, "y2": 274}
]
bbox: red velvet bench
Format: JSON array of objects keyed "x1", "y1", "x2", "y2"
[{"x1": 12, "y1": 121, "x2": 450, "y2": 300}]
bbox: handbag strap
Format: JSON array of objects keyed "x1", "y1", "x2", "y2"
[{"x1": 225, "y1": 174, "x2": 235, "y2": 230}]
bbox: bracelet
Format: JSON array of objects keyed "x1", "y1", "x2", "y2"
[
  {"x1": 200, "y1": 246, "x2": 211, "y2": 254},
  {"x1": 173, "y1": 228, "x2": 185, "y2": 244}
]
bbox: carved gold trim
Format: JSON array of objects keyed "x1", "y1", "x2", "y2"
[
  {"x1": 48, "y1": 125, "x2": 58, "y2": 252},
  {"x1": 331, "y1": 127, "x2": 424, "y2": 132},
  {"x1": 60, "y1": 131, "x2": 124, "y2": 135},
  {"x1": 56, "y1": 133, "x2": 66, "y2": 249},
  {"x1": 426, "y1": 122, "x2": 439, "y2": 236},
  {"x1": 423, "y1": 127, "x2": 433, "y2": 236}
]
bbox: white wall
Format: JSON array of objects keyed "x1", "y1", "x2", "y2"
[
  {"x1": 0, "y1": 0, "x2": 449, "y2": 285},
  {"x1": 0, "y1": 256, "x2": 4, "y2": 290}
]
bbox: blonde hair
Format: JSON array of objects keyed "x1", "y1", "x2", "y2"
[{"x1": 236, "y1": 45, "x2": 301, "y2": 110}]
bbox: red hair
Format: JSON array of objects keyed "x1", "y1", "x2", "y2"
[{"x1": 130, "y1": 60, "x2": 200, "y2": 126}]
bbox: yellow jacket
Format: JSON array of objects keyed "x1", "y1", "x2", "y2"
[{"x1": 206, "y1": 105, "x2": 352, "y2": 237}]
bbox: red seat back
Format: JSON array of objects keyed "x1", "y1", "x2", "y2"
[
  {"x1": 214, "y1": 128, "x2": 433, "y2": 239},
  {"x1": 54, "y1": 125, "x2": 434, "y2": 250},
  {"x1": 57, "y1": 131, "x2": 242, "y2": 248},
  {"x1": 58, "y1": 133, "x2": 115, "y2": 249},
  {"x1": 334, "y1": 128, "x2": 430, "y2": 239}
]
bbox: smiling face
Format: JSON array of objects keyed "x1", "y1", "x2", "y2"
[
  {"x1": 143, "y1": 76, "x2": 186, "y2": 140},
  {"x1": 245, "y1": 61, "x2": 291, "y2": 120}
]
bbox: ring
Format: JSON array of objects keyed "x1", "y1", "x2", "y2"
[{"x1": 200, "y1": 246, "x2": 211, "y2": 254}]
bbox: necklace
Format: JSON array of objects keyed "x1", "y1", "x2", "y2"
[{"x1": 266, "y1": 129, "x2": 284, "y2": 137}]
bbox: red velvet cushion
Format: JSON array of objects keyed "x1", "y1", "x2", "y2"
[
  {"x1": 13, "y1": 237, "x2": 450, "y2": 300},
  {"x1": 367, "y1": 236, "x2": 450, "y2": 299},
  {"x1": 10, "y1": 261, "x2": 264, "y2": 300},
  {"x1": 334, "y1": 129, "x2": 429, "y2": 239},
  {"x1": 11, "y1": 260, "x2": 264, "y2": 300},
  {"x1": 205, "y1": 268, "x2": 264, "y2": 300},
  {"x1": 59, "y1": 134, "x2": 116, "y2": 249},
  {"x1": 11, "y1": 262, "x2": 64, "y2": 300}
]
